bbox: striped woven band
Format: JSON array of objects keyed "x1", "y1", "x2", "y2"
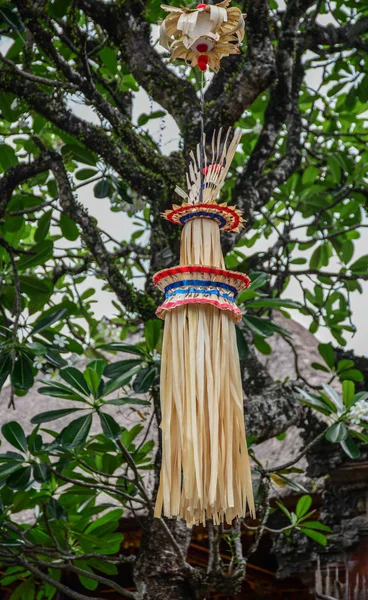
[
  {"x1": 161, "y1": 203, "x2": 244, "y2": 232},
  {"x1": 153, "y1": 266, "x2": 250, "y2": 322}
]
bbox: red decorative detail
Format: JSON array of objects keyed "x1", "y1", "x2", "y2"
[
  {"x1": 202, "y1": 163, "x2": 224, "y2": 176},
  {"x1": 164, "y1": 202, "x2": 241, "y2": 231},
  {"x1": 197, "y1": 43, "x2": 209, "y2": 53},
  {"x1": 156, "y1": 298, "x2": 243, "y2": 321},
  {"x1": 197, "y1": 54, "x2": 209, "y2": 71},
  {"x1": 153, "y1": 265, "x2": 251, "y2": 288},
  {"x1": 197, "y1": 3, "x2": 207, "y2": 8}
]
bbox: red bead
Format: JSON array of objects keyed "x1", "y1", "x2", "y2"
[
  {"x1": 202, "y1": 163, "x2": 223, "y2": 175},
  {"x1": 198, "y1": 62, "x2": 208, "y2": 71},
  {"x1": 197, "y1": 43, "x2": 208, "y2": 53},
  {"x1": 198, "y1": 54, "x2": 209, "y2": 64},
  {"x1": 197, "y1": 3, "x2": 207, "y2": 8}
]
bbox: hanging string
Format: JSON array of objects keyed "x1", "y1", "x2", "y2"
[{"x1": 199, "y1": 70, "x2": 205, "y2": 204}]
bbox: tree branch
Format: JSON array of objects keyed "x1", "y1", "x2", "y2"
[
  {"x1": 75, "y1": 0, "x2": 200, "y2": 137},
  {"x1": 0, "y1": 67, "x2": 161, "y2": 200},
  {"x1": 206, "y1": 0, "x2": 276, "y2": 133},
  {"x1": 0, "y1": 155, "x2": 52, "y2": 219},
  {"x1": 48, "y1": 152, "x2": 157, "y2": 320},
  {"x1": 305, "y1": 16, "x2": 368, "y2": 51},
  {"x1": 13, "y1": 0, "x2": 166, "y2": 180}
]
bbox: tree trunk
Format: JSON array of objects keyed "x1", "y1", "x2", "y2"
[{"x1": 134, "y1": 518, "x2": 195, "y2": 600}]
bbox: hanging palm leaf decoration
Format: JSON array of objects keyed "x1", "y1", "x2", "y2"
[
  {"x1": 154, "y1": 129, "x2": 255, "y2": 526},
  {"x1": 160, "y1": 1, "x2": 245, "y2": 72}
]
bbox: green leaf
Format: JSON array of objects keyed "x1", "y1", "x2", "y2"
[
  {"x1": 88, "y1": 558, "x2": 118, "y2": 576},
  {"x1": 59, "y1": 367, "x2": 91, "y2": 396},
  {"x1": 74, "y1": 560, "x2": 98, "y2": 591},
  {"x1": 325, "y1": 422, "x2": 348, "y2": 443},
  {"x1": 94, "y1": 178, "x2": 111, "y2": 198},
  {"x1": 352, "y1": 391, "x2": 368, "y2": 405},
  {"x1": 9, "y1": 580, "x2": 35, "y2": 600},
  {"x1": 244, "y1": 298, "x2": 301, "y2": 309},
  {"x1": 339, "y1": 369, "x2": 364, "y2": 382},
  {"x1": 302, "y1": 166, "x2": 319, "y2": 185},
  {"x1": 2, "y1": 422, "x2": 27, "y2": 453},
  {"x1": 99, "y1": 47, "x2": 118, "y2": 74},
  {"x1": 318, "y1": 343, "x2": 334, "y2": 369},
  {"x1": 32, "y1": 308, "x2": 68, "y2": 334},
  {"x1": 85, "y1": 508, "x2": 123, "y2": 534},
  {"x1": 83, "y1": 367, "x2": 100, "y2": 398},
  {"x1": 86, "y1": 359, "x2": 106, "y2": 380},
  {"x1": 0, "y1": 353, "x2": 12, "y2": 388},
  {"x1": 350, "y1": 255, "x2": 368, "y2": 274},
  {"x1": 38, "y1": 381, "x2": 89, "y2": 403},
  {"x1": 327, "y1": 155, "x2": 341, "y2": 182},
  {"x1": 342, "y1": 380, "x2": 355, "y2": 407},
  {"x1": 7, "y1": 466, "x2": 31, "y2": 490},
  {"x1": 311, "y1": 362, "x2": 330, "y2": 373},
  {"x1": 137, "y1": 110, "x2": 166, "y2": 127},
  {"x1": 47, "y1": 497, "x2": 67, "y2": 520},
  {"x1": 133, "y1": 366, "x2": 157, "y2": 393},
  {"x1": 103, "y1": 397, "x2": 150, "y2": 406},
  {"x1": 98, "y1": 412, "x2": 121, "y2": 439},
  {"x1": 57, "y1": 414, "x2": 93, "y2": 448},
  {"x1": 50, "y1": 0, "x2": 72, "y2": 18},
  {"x1": 0, "y1": 451, "x2": 24, "y2": 463},
  {"x1": 301, "y1": 521, "x2": 331, "y2": 532},
  {"x1": 310, "y1": 246, "x2": 322, "y2": 270},
  {"x1": 31, "y1": 408, "x2": 84, "y2": 424},
  {"x1": 249, "y1": 272, "x2": 270, "y2": 290},
  {"x1": 17, "y1": 241, "x2": 53, "y2": 271},
  {"x1": 337, "y1": 359, "x2": 355, "y2": 373},
  {"x1": 300, "y1": 528, "x2": 328, "y2": 546},
  {"x1": 322, "y1": 384, "x2": 343, "y2": 411},
  {"x1": 0, "y1": 143, "x2": 18, "y2": 169},
  {"x1": 75, "y1": 168, "x2": 98, "y2": 180},
  {"x1": 104, "y1": 359, "x2": 142, "y2": 379},
  {"x1": 243, "y1": 316, "x2": 276, "y2": 338},
  {"x1": 275, "y1": 501, "x2": 292, "y2": 521},
  {"x1": 97, "y1": 343, "x2": 146, "y2": 356},
  {"x1": 103, "y1": 366, "x2": 140, "y2": 395},
  {"x1": 19, "y1": 275, "x2": 50, "y2": 296},
  {"x1": 60, "y1": 214, "x2": 79, "y2": 241},
  {"x1": 235, "y1": 326, "x2": 248, "y2": 360},
  {"x1": 296, "y1": 495, "x2": 312, "y2": 519},
  {"x1": 61, "y1": 143, "x2": 97, "y2": 166},
  {"x1": 144, "y1": 319, "x2": 162, "y2": 352},
  {"x1": 0, "y1": 462, "x2": 23, "y2": 480},
  {"x1": 121, "y1": 74, "x2": 139, "y2": 92},
  {"x1": 253, "y1": 335, "x2": 272, "y2": 355},
  {"x1": 34, "y1": 210, "x2": 52, "y2": 242},
  {"x1": 340, "y1": 435, "x2": 360, "y2": 459},
  {"x1": 295, "y1": 387, "x2": 334, "y2": 416},
  {"x1": 350, "y1": 429, "x2": 368, "y2": 443},
  {"x1": 33, "y1": 462, "x2": 50, "y2": 483},
  {"x1": 11, "y1": 353, "x2": 34, "y2": 390}
]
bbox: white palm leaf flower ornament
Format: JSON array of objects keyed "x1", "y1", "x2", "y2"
[
  {"x1": 154, "y1": 129, "x2": 255, "y2": 526},
  {"x1": 160, "y1": 1, "x2": 245, "y2": 72}
]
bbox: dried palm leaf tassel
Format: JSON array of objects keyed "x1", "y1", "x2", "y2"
[{"x1": 154, "y1": 218, "x2": 255, "y2": 527}]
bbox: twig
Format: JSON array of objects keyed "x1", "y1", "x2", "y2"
[
  {"x1": 25, "y1": 556, "x2": 137, "y2": 599},
  {"x1": 245, "y1": 478, "x2": 271, "y2": 559},
  {"x1": 260, "y1": 428, "x2": 327, "y2": 474},
  {"x1": 49, "y1": 466, "x2": 147, "y2": 506}
]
